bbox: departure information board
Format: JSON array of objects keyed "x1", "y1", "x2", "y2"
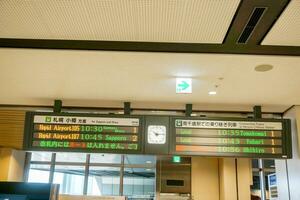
[
  {"x1": 24, "y1": 112, "x2": 292, "y2": 158},
  {"x1": 24, "y1": 112, "x2": 143, "y2": 154},
  {"x1": 170, "y1": 118, "x2": 292, "y2": 158}
]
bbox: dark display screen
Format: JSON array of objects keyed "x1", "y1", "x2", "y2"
[
  {"x1": 24, "y1": 112, "x2": 143, "y2": 153},
  {"x1": 0, "y1": 182, "x2": 52, "y2": 200},
  {"x1": 171, "y1": 118, "x2": 292, "y2": 158}
]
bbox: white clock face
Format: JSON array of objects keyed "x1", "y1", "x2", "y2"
[{"x1": 147, "y1": 125, "x2": 166, "y2": 144}]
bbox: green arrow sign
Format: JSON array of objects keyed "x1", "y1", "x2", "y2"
[
  {"x1": 178, "y1": 81, "x2": 189, "y2": 90},
  {"x1": 176, "y1": 78, "x2": 192, "y2": 93},
  {"x1": 172, "y1": 156, "x2": 181, "y2": 163}
]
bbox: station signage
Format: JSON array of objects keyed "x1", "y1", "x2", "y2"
[
  {"x1": 23, "y1": 112, "x2": 292, "y2": 158},
  {"x1": 24, "y1": 112, "x2": 143, "y2": 154},
  {"x1": 170, "y1": 117, "x2": 292, "y2": 158}
]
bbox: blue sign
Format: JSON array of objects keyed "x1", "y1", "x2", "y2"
[{"x1": 269, "y1": 174, "x2": 277, "y2": 186}]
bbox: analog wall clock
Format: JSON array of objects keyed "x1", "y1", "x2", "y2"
[{"x1": 147, "y1": 125, "x2": 167, "y2": 144}]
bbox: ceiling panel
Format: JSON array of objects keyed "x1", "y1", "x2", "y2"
[
  {"x1": 0, "y1": 0, "x2": 240, "y2": 43},
  {"x1": 0, "y1": 48, "x2": 299, "y2": 112},
  {"x1": 262, "y1": 0, "x2": 300, "y2": 46}
]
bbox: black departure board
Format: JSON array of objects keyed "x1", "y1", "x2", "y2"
[
  {"x1": 170, "y1": 117, "x2": 292, "y2": 158},
  {"x1": 24, "y1": 112, "x2": 143, "y2": 154},
  {"x1": 24, "y1": 112, "x2": 292, "y2": 158}
]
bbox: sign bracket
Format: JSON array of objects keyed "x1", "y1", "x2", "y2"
[
  {"x1": 124, "y1": 102, "x2": 131, "y2": 115},
  {"x1": 253, "y1": 105, "x2": 267, "y2": 200},
  {"x1": 185, "y1": 104, "x2": 193, "y2": 117},
  {"x1": 53, "y1": 99, "x2": 62, "y2": 113},
  {"x1": 253, "y1": 105, "x2": 262, "y2": 119}
]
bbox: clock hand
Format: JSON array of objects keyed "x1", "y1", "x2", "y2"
[{"x1": 154, "y1": 132, "x2": 161, "y2": 136}]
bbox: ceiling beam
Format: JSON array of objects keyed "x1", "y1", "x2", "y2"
[
  {"x1": 0, "y1": 38, "x2": 299, "y2": 56},
  {"x1": 0, "y1": 0, "x2": 299, "y2": 56}
]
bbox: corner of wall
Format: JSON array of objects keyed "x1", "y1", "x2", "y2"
[{"x1": 0, "y1": 148, "x2": 26, "y2": 182}]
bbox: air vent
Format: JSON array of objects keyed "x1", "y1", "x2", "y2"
[{"x1": 237, "y1": 7, "x2": 267, "y2": 44}]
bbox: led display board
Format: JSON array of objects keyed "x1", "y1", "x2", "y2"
[
  {"x1": 170, "y1": 117, "x2": 292, "y2": 158},
  {"x1": 24, "y1": 112, "x2": 143, "y2": 154},
  {"x1": 24, "y1": 112, "x2": 292, "y2": 158}
]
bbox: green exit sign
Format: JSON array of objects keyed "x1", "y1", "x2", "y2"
[
  {"x1": 176, "y1": 78, "x2": 192, "y2": 94},
  {"x1": 172, "y1": 156, "x2": 181, "y2": 163}
]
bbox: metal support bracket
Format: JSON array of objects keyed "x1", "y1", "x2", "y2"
[
  {"x1": 185, "y1": 104, "x2": 193, "y2": 117},
  {"x1": 124, "y1": 102, "x2": 131, "y2": 115},
  {"x1": 253, "y1": 105, "x2": 262, "y2": 118},
  {"x1": 53, "y1": 99, "x2": 62, "y2": 113},
  {"x1": 253, "y1": 105, "x2": 266, "y2": 200}
]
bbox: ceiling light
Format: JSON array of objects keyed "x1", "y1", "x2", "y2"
[
  {"x1": 146, "y1": 161, "x2": 152, "y2": 164},
  {"x1": 255, "y1": 64, "x2": 273, "y2": 72},
  {"x1": 209, "y1": 91, "x2": 217, "y2": 95},
  {"x1": 146, "y1": 168, "x2": 152, "y2": 171}
]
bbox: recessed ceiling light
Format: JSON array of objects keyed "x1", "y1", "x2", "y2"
[
  {"x1": 255, "y1": 64, "x2": 274, "y2": 72},
  {"x1": 146, "y1": 161, "x2": 152, "y2": 164},
  {"x1": 209, "y1": 91, "x2": 217, "y2": 95}
]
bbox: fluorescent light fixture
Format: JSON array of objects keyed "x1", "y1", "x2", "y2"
[{"x1": 209, "y1": 91, "x2": 217, "y2": 95}]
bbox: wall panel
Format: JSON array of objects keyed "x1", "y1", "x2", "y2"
[
  {"x1": 0, "y1": 148, "x2": 25, "y2": 181},
  {"x1": 192, "y1": 157, "x2": 219, "y2": 200},
  {"x1": 0, "y1": 110, "x2": 25, "y2": 149}
]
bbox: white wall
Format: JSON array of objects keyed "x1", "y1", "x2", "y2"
[
  {"x1": 0, "y1": 148, "x2": 25, "y2": 181},
  {"x1": 276, "y1": 106, "x2": 300, "y2": 200}
]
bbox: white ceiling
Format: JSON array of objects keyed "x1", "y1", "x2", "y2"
[
  {"x1": 262, "y1": 0, "x2": 300, "y2": 46},
  {"x1": 0, "y1": 48, "x2": 299, "y2": 112},
  {"x1": 0, "y1": 0, "x2": 240, "y2": 43}
]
